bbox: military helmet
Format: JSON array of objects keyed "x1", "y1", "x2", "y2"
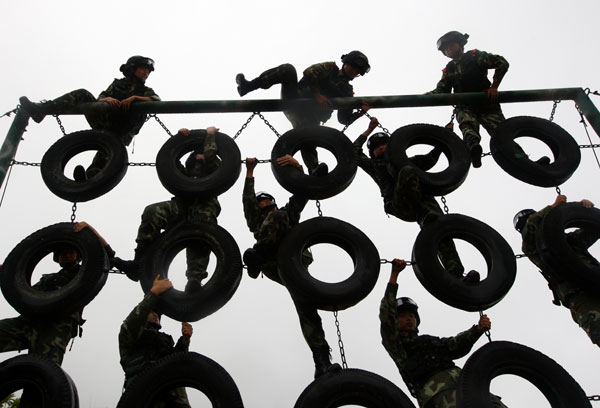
[
  {"x1": 341, "y1": 50, "x2": 370, "y2": 75},
  {"x1": 120, "y1": 55, "x2": 155, "y2": 77},
  {"x1": 396, "y1": 297, "x2": 420, "y2": 327},
  {"x1": 437, "y1": 31, "x2": 469, "y2": 51},
  {"x1": 256, "y1": 191, "x2": 276, "y2": 204},
  {"x1": 367, "y1": 132, "x2": 390, "y2": 158},
  {"x1": 513, "y1": 209, "x2": 536, "y2": 233}
]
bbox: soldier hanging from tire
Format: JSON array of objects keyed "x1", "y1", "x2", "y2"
[
  {"x1": 19, "y1": 55, "x2": 160, "y2": 181},
  {"x1": 514, "y1": 194, "x2": 600, "y2": 347},
  {"x1": 0, "y1": 222, "x2": 113, "y2": 365},
  {"x1": 118, "y1": 274, "x2": 193, "y2": 407},
  {"x1": 235, "y1": 51, "x2": 370, "y2": 175},
  {"x1": 354, "y1": 117, "x2": 479, "y2": 282},
  {"x1": 113, "y1": 127, "x2": 221, "y2": 293},
  {"x1": 380, "y1": 259, "x2": 507, "y2": 408},
  {"x1": 242, "y1": 156, "x2": 342, "y2": 379}
]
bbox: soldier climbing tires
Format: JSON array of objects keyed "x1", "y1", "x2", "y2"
[
  {"x1": 412, "y1": 214, "x2": 516, "y2": 311},
  {"x1": 458, "y1": 340, "x2": 592, "y2": 408},
  {"x1": 41, "y1": 130, "x2": 128, "y2": 202},
  {"x1": 278, "y1": 216, "x2": 380, "y2": 311},
  {"x1": 386, "y1": 123, "x2": 471, "y2": 196},
  {"x1": 155, "y1": 129, "x2": 241, "y2": 198},
  {"x1": 0, "y1": 354, "x2": 79, "y2": 408},
  {"x1": 271, "y1": 126, "x2": 357, "y2": 199},
  {"x1": 117, "y1": 352, "x2": 244, "y2": 408},
  {"x1": 0, "y1": 222, "x2": 110, "y2": 319},
  {"x1": 536, "y1": 202, "x2": 600, "y2": 290},
  {"x1": 490, "y1": 116, "x2": 581, "y2": 187},
  {"x1": 294, "y1": 368, "x2": 416, "y2": 408},
  {"x1": 139, "y1": 221, "x2": 242, "y2": 322}
]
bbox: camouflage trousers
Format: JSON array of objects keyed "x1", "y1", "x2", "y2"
[
  {"x1": 563, "y1": 290, "x2": 600, "y2": 346},
  {"x1": 386, "y1": 166, "x2": 464, "y2": 275},
  {"x1": 136, "y1": 198, "x2": 220, "y2": 283},
  {"x1": 0, "y1": 315, "x2": 77, "y2": 365},
  {"x1": 456, "y1": 104, "x2": 505, "y2": 149}
]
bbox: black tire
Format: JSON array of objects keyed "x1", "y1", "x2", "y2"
[
  {"x1": 277, "y1": 217, "x2": 380, "y2": 311},
  {"x1": 490, "y1": 116, "x2": 581, "y2": 187},
  {"x1": 386, "y1": 123, "x2": 471, "y2": 196},
  {"x1": 0, "y1": 222, "x2": 109, "y2": 319},
  {"x1": 139, "y1": 221, "x2": 242, "y2": 322},
  {"x1": 0, "y1": 354, "x2": 79, "y2": 408},
  {"x1": 294, "y1": 368, "x2": 416, "y2": 408},
  {"x1": 411, "y1": 214, "x2": 516, "y2": 311},
  {"x1": 536, "y1": 202, "x2": 600, "y2": 290},
  {"x1": 117, "y1": 352, "x2": 244, "y2": 408},
  {"x1": 40, "y1": 130, "x2": 128, "y2": 202},
  {"x1": 458, "y1": 340, "x2": 591, "y2": 408},
  {"x1": 270, "y1": 126, "x2": 358, "y2": 199},
  {"x1": 155, "y1": 130, "x2": 241, "y2": 198}
]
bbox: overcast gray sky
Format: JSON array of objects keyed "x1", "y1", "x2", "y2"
[{"x1": 1, "y1": 0, "x2": 599, "y2": 407}]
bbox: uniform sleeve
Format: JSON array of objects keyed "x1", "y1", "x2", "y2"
[
  {"x1": 118, "y1": 292, "x2": 160, "y2": 352},
  {"x1": 98, "y1": 79, "x2": 119, "y2": 99},
  {"x1": 431, "y1": 70, "x2": 453, "y2": 94},
  {"x1": 284, "y1": 193, "x2": 308, "y2": 226},
  {"x1": 379, "y1": 283, "x2": 408, "y2": 366},
  {"x1": 33, "y1": 267, "x2": 78, "y2": 291},
  {"x1": 243, "y1": 177, "x2": 262, "y2": 233},
  {"x1": 301, "y1": 63, "x2": 330, "y2": 94},
  {"x1": 353, "y1": 133, "x2": 380, "y2": 182},
  {"x1": 440, "y1": 325, "x2": 483, "y2": 360},
  {"x1": 202, "y1": 130, "x2": 220, "y2": 173},
  {"x1": 476, "y1": 50, "x2": 509, "y2": 84},
  {"x1": 174, "y1": 336, "x2": 190, "y2": 351},
  {"x1": 337, "y1": 108, "x2": 362, "y2": 126},
  {"x1": 521, "y1": 206, "x2": 553, "y2": 269},
  {"x1": 143, "y1": 86, "x2": 161, "y2": 101}
]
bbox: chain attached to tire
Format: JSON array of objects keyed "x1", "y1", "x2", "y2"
[
  {"x1": 233, "y1": 112, "x2": 258, "y2": 140},
  {"x1": 555, "y1": 186, "x2": 562, "y2": 195},
  {"x1": 333, "y1": 310, "x2": 348, "y2": 369},
  {"x1": 53, "y1": 115, "x2": 67, "y2": 136},
  {"x1": 257, "y1": 112, "x2": 281, "y2": 138},
  {"x1": 70, "y1": 202, "x2": 77, "y2": 223},
  {"x1": 588, "y1": 395, "x2": 600, "y2": 401},
  {"x1": 147, "y1": 114, "x2": 174, "y2": 137},
  {"x1": 380, "y1": 258, "x2": 413, "y2": 266},
  {"x1": 479, "y1": 309, "x2": 492, "y2": 342},
  {"x1": 315, "y1": 200, "x2": 323, "y2": 217},
  {"x1": 548, "y1": 100, "x2": 561, "y2": 122},
  {"x1": 440, "y1": 196, "x2": 450, "y2": 214}
]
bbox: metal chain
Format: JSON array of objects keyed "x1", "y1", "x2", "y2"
[
  {"x1": 580, "y1": 143, "x2": 600, "y2": 149},
  {"x1": 257, "y1": 112, "x2": 281, "y2": 138},
  {"x1": 575, "y1": 104, "x2": 600, "y2": 170},
  {"x1": 515, "y1": 253, "x2": 529, "y2": 259},
  {"x1": 478, "y1": 310, "x2": 492, "y2": 342},
  {"x1": 333, "y1": 310, "x2": 348, "y2": 369},
  {"x1": 1, "y1": 106, "x2": 19, "y2": 119},
  {"x1": 233, "y1": 112, "x2": 258, "y2": 140},
  {"x1": 440, "y1": 196, "x2": 449, "y2": 214},
  {"x1": 147, "y1": 114, "x2": 174, "y2": 137},
  {"x1": 10, "y1": 159, "x2": 40, "y2": 167},
  {"x1": 70, "y1": 202, "x2": 77, "y2": 223},
  {"x1": 128, "y1": 162, "x2": 156, "y2": 167},
  {"x1": 380, "y1": 259, "x2": 413, "y2": 266},
  {"x1": 53, "y1": 115, "x2": 67, "y2": 136},
  {"x1": 107, "y1": 267, "x2": 126, "y2": 275},
  {"x1": 555, "y1": 186, "x2": 562, "y2": 195},
  {"x1": 584, "y1": 88, "x2": 600, "y2": 97},
  {"x1": 588, "y1": 395, "x2": 600, "y2": 401},
  {"x1": 241, "y1": 158, "x2": 271, "y2": 164},
  {"x1": 315, "y1": 200, "x2": 323, "y2": 217},
  {"x1": 362, "y1": 110, "x2": 391, "y2": 135},
  {"x1": 548, "y1": 100, "x2": 561, "y2": 122}
]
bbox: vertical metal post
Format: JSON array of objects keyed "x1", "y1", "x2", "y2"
[
  {"x1": 574, "y1": 89, "x2": 600, "y2": 139},
  {"x1": 0, "y1": 110, "x2": 29, "y2": 189}
]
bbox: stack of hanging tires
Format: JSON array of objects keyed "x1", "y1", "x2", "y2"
[{"x1": 0, "y1": 114, "x2": 592, "y2": 407}]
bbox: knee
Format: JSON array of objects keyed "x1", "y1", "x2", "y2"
[{"x1": 278, "y1": 64, "x2": 298, "y2": 82}]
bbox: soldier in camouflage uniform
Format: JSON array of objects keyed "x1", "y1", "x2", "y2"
[
  {"x1": 0, "y1": 222, "x2": 113, "y2": 365},
  {"x1": 19, "y1": 55, "x2": 160, "y2": 180},
  {"x1": 235, "y1": 51, "x2": 370, "y2": 174},
  {"x1": 119, "y1": 274, "x2": 192, "y2": 407},
  {"x1": 355, "y1": 117, "x2": 477, "y2": 282},
  {"x1": 380, "y1": 259, "x2": 507, "y2": 408},
  {"x1": 515, "y1": 194, "x2": 600, "y2": 347},
  {"x1": 242, "y1": 156, "x2": 341, "y2": 379},
  {"x1": 113, "y1": 127, "x2": 221, "y2": 293},
  {"x1": 428, "y1": 31, "x2": 509, "y2": 169}
]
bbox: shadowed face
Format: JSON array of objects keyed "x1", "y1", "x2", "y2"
[{"x1": 397, "y1": 311, "x2": 417, "y2": 331}]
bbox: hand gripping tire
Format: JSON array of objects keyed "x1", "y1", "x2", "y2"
[
  {"x1": 270, "y1": 126, "x2": 358, "y2": 199},
  {"x1": 41, "y1": 130, "x2": 128, "y2": 202},
  {"x1": 117, "y1": 352, "x2": 244, "y2": 408},
  {"x1": 0, "y1": 222, "x2": 109, "y2": 319},
  {"x1": 139, "y1": 221, "x2": 242, "y2": 322},
  {"x1": 536, "y1": 202, "x2": 600, "y2": 290},
  {"x1": 294, "y1": 368, "x2": 416, "y2": 408},
  {"x1": 412, "y1": 214, "x2": 516, "y2": 311},
  {"x1": 155, "y1": 129, "x2": 241, "y2": 198},
  {"x1": 277, "y1": 216, "x2": 380, "y2": 311},
  {"x1": 386, "y1": 123, "x2": 471, "y2": 196},
  {"x1": 490, "y1": 116, "x2": 581, "y2": 187},
  {"x1": 457, "y1": 340, "x2": 592, "y2": 408},
  {"x1": 0, "y1": 354, "x2": 79, "y2": 408}
]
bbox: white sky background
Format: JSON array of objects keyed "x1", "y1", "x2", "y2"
[{"x1": 1, "y1": 0, "x2": 599, "y2": 406}]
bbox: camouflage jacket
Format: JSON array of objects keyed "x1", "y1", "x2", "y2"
[
  {"x1": 380, "y1": 283, "x2": 483, "y2": 407},
  {"x1": 431, "y1": 49, "x2": 509, "y2": 95},
  {"x1": 118, "y1": 292, "x2": 189, "y2": 382},
  {"x1": 353, "y1": 132, "x2": 441, "y2": 207},
  {"x1": 242, "y1": 177, "x2": 307, "y2": 240},
  {"x1": 297, "y1": 61, "x2": 361, "y2": 125}
]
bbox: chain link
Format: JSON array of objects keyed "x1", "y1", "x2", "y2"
[
  {"x1": 257, "y1": 112, "x2": 281, "y2": 138},
  {"x1": 147, "y1": 114, "x2": 174, "y2": 137},
  {"x1": 53, "y1": 115, "x2": 67, "y2": 136},
  {"x1": 107, "y1": 267, "x2": 127, "y2": 275},
  {"x1": 479, "y1": 310, "x2": 492, "y2": 342},
  {"x1": 10, "y1": 159, "x2": 40, "y2": 167},
  {"x1": 233, "y1": 112, "x2": 258, "y2": 140},
  {"x1": 362, "y1": 110, "x2": 391, "y2": 135},
  {"x1": 380, "y1": 259, "x2": 413, "y2": 266},
  {"x1": 70, "y1": 202, "x2": 77, "y2": 223},
  {"x1": 1, "y1": 106, "x2": 19, "y2": 119},
  {"x1": 515, "y1": 253, "x2": 529, "y2": 259},
  {"x1": 548, "y1": 100, "x2": 561, "y2": 122},
  {"x1": 588, "y1": 395, "x2": 600, "y2": 401},
  {"x1": 440, "y1": 196, "x2": 449, "y2": 215},
  {"x1": 315, "y1": 200, "x2": 323, "y2": 217},
  {"x1": 241, "y1": 158, "x2": 271, "y2": 164},
  {"x1": 333, "y1": 310, "x2": 348, "y2": 369},
  {"x1": 575, "y1": 104, "x2": 600, "y2": 170},
  {"x1": 555, "y1": 186, "x2": 562, "y2": 195},
  {"x1": 128, "y1": 162, "x2": 156, "y2": 167}
]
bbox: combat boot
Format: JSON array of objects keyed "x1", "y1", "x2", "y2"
[
  {"x1": 19, "y1": 96, "x2": 51, "y2": 123},
  {"x1": 463, "y1": 270, "x2": 481, "y2": 283},
  {"x1": 111, "y1": 245, "x2": 147, "y2": 282},
  {"x1": 184, "y1": 278, "x2": 203, "y2": 293},
  {"x1": 236, "y1": 74, "x2": 260, "y2": 97},
  {"x1": 469, "y1": 143, "x2": 483, "y2": 168},
  {"x1": 313, "y1": 348, "x2": 342, "y2": 379},
  {"x1": 243, "y1": 248, "x2": 263, "y2": 279},
  {"x1": 73, "y1": 165, "x2": 87, "y2": 183},
  {"x1": 310, "y1": 162, "x2": 329, "y2": 177}
]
